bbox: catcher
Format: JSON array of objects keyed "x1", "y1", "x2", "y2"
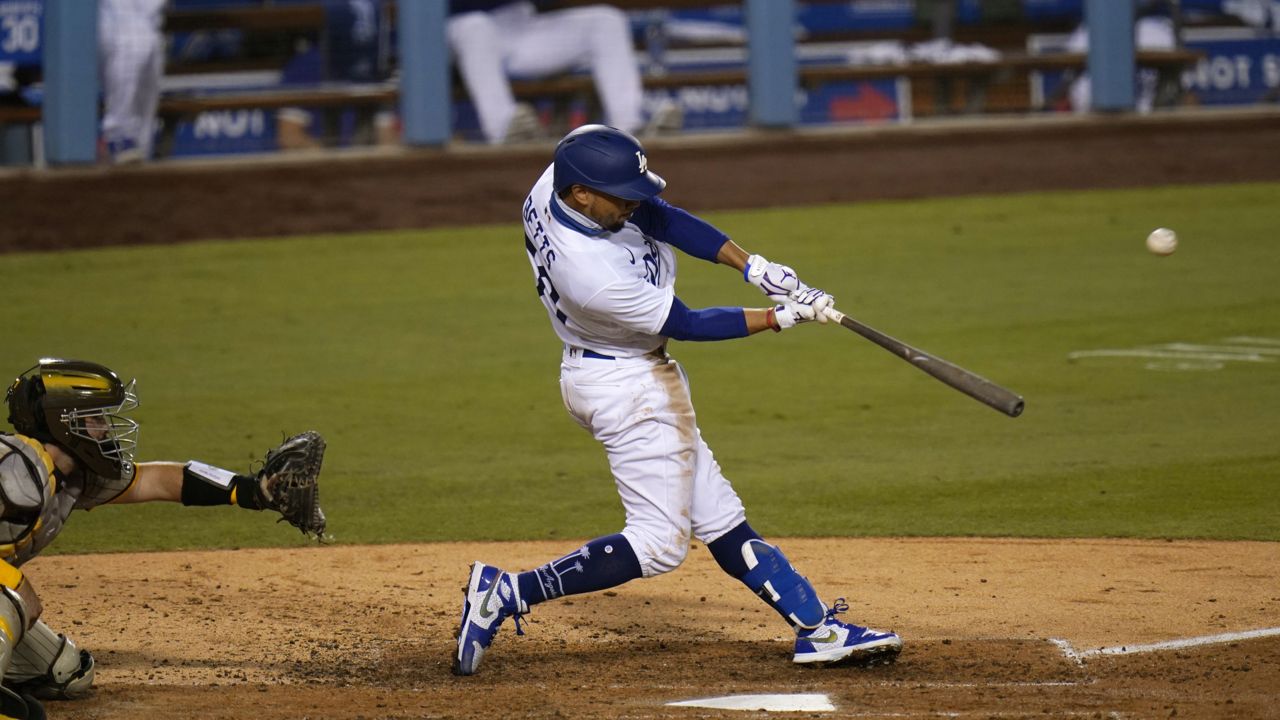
[{"x1": 0, "y1": 358, "x2": 326, "y2": 719}]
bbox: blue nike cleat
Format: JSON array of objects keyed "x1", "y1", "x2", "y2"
[
  {"x1": 452, "y1": 562, "x2": 526, "y2": 676},
  {"x1": 792, "y1": 599, "x2": 902, "y2": 665}
]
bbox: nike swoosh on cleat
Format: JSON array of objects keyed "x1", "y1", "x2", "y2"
[
  {"x1": 477, "y1": 576, "x2": 500, "y2": 620},
  {"x1": 803, "y1": 630, "x2": 839, "y2": 644}
]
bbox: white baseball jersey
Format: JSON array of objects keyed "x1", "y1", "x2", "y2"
[
  {"x1": 520, "y1": 166, "x2": 747, "y2": 578},
  {"x1": 522, "y1": 164, "x2": 677, "y2": 357}
]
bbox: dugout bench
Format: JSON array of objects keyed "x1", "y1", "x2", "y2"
[{"x1": 151, "y1": 1, "x2": 1204, "y2": 149}]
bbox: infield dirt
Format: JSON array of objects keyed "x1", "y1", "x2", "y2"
[{"x1": 32, "y1": 538, "x2": 1280, "y2": 718}]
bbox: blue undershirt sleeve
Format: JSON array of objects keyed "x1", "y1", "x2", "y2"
[
  {"x1": 660, "y1": 296, "x2": 749, "y2": 341},
  {"x1": 630, "y1": 196, "x2": 729, "y2": 263}
]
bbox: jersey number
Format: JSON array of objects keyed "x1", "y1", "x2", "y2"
[
  {"x1": 1, "y1": 14, "x2": 40, "y2": 54},
  {"x1": 524, "y1": 233, "x2": 567, "y2": 324}
]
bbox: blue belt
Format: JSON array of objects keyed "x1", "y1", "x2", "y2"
[{"x1": 582, "y1": 349, "x2": 615, "y2": 360}]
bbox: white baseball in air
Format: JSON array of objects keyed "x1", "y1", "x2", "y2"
[{"x1": 1146, "y1": 227, "x2": 1178, "y2": 256}]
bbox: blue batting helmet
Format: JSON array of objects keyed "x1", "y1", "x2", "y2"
[{"x1": 552, "y1": 125, "x2": 666, "y2": 201}]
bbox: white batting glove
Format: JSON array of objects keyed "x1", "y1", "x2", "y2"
[
  {"x1": 790, "y1": 286, "x2": 835, "y2": 324},
  {"x1": 745, "y1": 254, "x2": 808, "y2": 303},
  {"x1": 769, "y1": 300, "x2": 817, "y2": 331}
]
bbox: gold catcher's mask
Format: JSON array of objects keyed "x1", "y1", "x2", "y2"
[{"x1": 5, "y1": 358, "x2": 139, "y2": 480}]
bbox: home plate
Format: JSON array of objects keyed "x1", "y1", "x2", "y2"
[{"x1": 666, "y1": 693, "x2": 835, "y2": 712}]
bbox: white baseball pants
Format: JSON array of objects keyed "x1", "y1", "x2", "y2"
[
  {"x1": 447, "y1": 2, "x2": 645, "y2": 143},
  {"x1": 98, "y1": 0, "x2": 166, "y2": 156},
  {"x1": 560, "y1": 347, "x2": 747, "y2": 578}
]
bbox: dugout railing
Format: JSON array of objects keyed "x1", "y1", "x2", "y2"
[{"x1": 0, "y1": 1, "x2": 1213, "y2": 163}]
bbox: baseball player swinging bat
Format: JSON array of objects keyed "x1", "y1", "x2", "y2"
[{"x1": 822, "y1": 307, "x2": 1024, "y2": 418}]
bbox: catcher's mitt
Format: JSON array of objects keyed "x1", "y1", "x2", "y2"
[{"x1": 246, "y1": 431, "x2": 327, "y2": 540}]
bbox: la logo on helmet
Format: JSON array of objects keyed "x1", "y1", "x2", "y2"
[{"x1": 635, "y1": 151, "x2": 647, "y2": 174}]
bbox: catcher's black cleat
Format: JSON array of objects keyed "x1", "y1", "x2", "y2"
[{"x1": 0, "y1": 686, "x2": 45, "y2": 720}]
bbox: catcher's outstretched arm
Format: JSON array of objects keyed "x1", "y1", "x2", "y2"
[
  {"x1": 111, "y1": 462, "x2": 182, "y2": 503},
  {"x1": 104, "y1": 433, "x2": 329, "y2": 541}
]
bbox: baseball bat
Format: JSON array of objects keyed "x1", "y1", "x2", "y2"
[{"x1": 823, "y1": 308, "x2": 1025, "y2": 418}]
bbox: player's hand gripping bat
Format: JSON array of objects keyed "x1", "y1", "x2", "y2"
[{"x1": 822, "y1": 307, "x2": 1024, "y2": 417}]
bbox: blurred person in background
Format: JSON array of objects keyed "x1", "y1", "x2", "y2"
[
  {"x1": 277, "y1": 0, "x2": 396, "y2": 151},
  {"x1": 447, "y1": 0, "x2": 680, "y2": 144},
  {"x1": 1222, "y1": 0, "x2": 1279, "y2": 28},
  {"x1": 98, "y1": 0, "x2": 167, "y2": 163}
]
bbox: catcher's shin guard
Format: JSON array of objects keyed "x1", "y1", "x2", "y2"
[
  {"x1": 4, "y1": 621, "x2": 94, "y2": 699},
  {"x1": 0, "y1": 586, "x2": 26, "y2": 676}
]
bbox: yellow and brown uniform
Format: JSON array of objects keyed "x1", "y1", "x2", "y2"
[
  {"x1": 0, "y1": 433, "x2": 137, "y2": 568},
  {"x1": 0, "y1": 434, "x2": 106, "y2": 699}
]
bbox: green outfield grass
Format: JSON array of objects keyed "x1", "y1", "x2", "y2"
[{"x1": 4, "y1": 182, "x2": 1278, "y2": 552}]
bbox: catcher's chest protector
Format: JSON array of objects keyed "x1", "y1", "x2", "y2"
[{"x1": 0, "y1": 434, "x2": 75, "y2": 567}]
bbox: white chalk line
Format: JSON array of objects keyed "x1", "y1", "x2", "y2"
[
  {"x1": 1227, "y1": 336, "x2": 1280, "y2": 347},
  {"x1": 665, "y1": 693, "x2": 834, "y2": 712},
  {"x1": 1052, "y1": 627, "x2": 1280, "y2": 664},
  {"x1": 1162, "y1": 342, "x2": 1280, "y2": 356},
  {"x1": 877, "y1": 680, "x2": 1085, "y2": 688},
  {"x1": 839, "y1": 707, "x2": 1111, "y2": 712},
  {"x1": 1067, "y1": 349, "x2": 1274, "y2": 363},
  {"x1": 1067, "y1": 337, "x2": 1280, "y2": 370}
]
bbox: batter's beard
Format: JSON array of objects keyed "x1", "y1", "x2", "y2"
[{"x1": 606, "y1": 220, "x2": 626, "y2": 233}]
